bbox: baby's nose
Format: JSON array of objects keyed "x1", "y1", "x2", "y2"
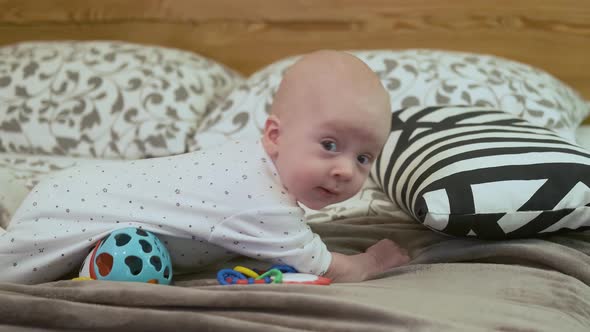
[{"x1": 331, "y1": 160, "x2": 354, "y2": 181}]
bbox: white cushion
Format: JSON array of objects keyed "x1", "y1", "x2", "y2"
[
  {"x1": 196, "y1": 49, "x2": 588, "y2": 148},
  {"x1": 372, "y1": 105, "x2": 590, "y2": 238},
  {"x1": 0, "y1": 41, "x2": 244, "y2": 159}
]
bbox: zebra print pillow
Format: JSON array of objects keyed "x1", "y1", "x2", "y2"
[{"x1": 373, "y1": 105, "x2": 590, "y2": 239}]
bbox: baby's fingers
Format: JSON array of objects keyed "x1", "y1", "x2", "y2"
[{"x1": 367, "y1": 239, "x2": 410, "y2": 269}]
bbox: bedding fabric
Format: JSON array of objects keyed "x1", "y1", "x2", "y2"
[
  {"x1": 1, "y1": 44, "x2": 589, "y2": 331},
  {"x1": 0, "y1": 41, "x2": 243, "y2": 159},
  {"x1": 194, "y1": 49, "x2": 589, "y2": 150},
  {"x1": 576, "y1": 124, "x2": 590, "y2": 151},
  {"x1": 0, "y1": 216, "x2": 589, "y2": 331},
  {"x1": 373, "y1": 105, "x2": 590, "y2": 239}
]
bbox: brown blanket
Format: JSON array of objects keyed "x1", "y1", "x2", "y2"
[{"x1": 1, "y1": 216, "x2": 589, "y2": 331}]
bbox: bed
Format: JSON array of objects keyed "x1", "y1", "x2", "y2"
[{"x1": 1, "y1": 1, "x2": 589, "y2": 331}]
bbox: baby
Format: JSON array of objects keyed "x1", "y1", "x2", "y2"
[{"x1": 0, "y1": 50, "x2": 409, "y2": 284}]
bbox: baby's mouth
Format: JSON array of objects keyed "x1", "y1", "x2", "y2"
[{"x1": 317, "y1": 187, "x2": 338, "y2": 196}]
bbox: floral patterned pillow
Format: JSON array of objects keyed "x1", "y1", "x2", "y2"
[
  {"x1": 194, "y1": 49, "x2": 588, "y2": 149},
  {"x1": 192, "y1": 57, "x2": 297, "y2": 150},
  {"x1": 0, "y1": 41, "x2": 244, "y2": 159}
]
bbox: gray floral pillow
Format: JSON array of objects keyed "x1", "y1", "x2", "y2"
[
  {"x1": 192, "y1": 57, "x2": 297, "y2": 150},
  {"x1": 359, "y1": 50, "x2": 587, "y2": 140},
  {"x1": 0, "y1": 41, "x2": 244, "y2": 159},
  {"x1": 196, "y1": 50, "x2": 588, "y2": 146}
]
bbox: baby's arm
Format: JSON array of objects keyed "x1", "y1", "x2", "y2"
[{"x1": 323, "y1": 239, "x2": 409, "y2": 283}]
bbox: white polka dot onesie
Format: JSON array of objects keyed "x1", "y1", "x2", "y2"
[{"x1": 0, "y1": 140, "x2": 332, "y2": 284}]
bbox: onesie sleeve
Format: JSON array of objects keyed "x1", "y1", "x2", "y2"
[{"x1": 208, "y1": 206, "x2": 332, "y2": 275}]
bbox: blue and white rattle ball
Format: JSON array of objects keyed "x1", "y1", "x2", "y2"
[{"x1": 79, "y1": 227, "x2": 173, "y2": 285}]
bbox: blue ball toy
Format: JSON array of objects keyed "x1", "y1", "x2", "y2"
[{"x1": 81, "y1": 227, "x2": 173, "y2": 285}]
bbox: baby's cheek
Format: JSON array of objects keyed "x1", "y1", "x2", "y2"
[
  {"x1": 287, "y1": 168, "x2": 311, "y2": 190},
  {"x1": 353, "y1": 174, "x2": 369, "y2": 192},
  {"x1": 295, "y1": 162, "x2": 318, "y2": 179}
]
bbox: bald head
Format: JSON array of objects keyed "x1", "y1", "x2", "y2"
[
  {"x1": 270, "y1": 50, "x2": 390, "y2": 124},
  {"x1": 261, "y1": 51, "x2": 392, "y2": 208}
]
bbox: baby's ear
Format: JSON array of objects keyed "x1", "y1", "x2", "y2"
[{"x1": 262, "y1": 115, "x2": 280, "y2": 158}]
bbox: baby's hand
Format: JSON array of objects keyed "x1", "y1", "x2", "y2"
[
  {"x1": 325, "y1": 239, "x2": 409, "y2": 283},
  {"x1": 364, "y1": 239, "x2": 410, "y2": 276}
]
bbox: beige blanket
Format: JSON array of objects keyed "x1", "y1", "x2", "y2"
[{"x1": 1, "y1": 216, "x2": 589, "y2": 331}]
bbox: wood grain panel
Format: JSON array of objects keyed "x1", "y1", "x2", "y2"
[
  {"x1": 0, "y1": 0, "x2": 588, "y2": 23},
  {"x1": 0, "y1": 0, "x2": 588, "y2": 102}
]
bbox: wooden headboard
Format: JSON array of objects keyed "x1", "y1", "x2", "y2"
[{"x1": 0, "y1": 0, "x2": 588, "y2": 100}]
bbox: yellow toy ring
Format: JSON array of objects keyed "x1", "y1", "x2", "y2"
[{"x1": 233, "y1": 266, "x2": 259, "y2": 278}]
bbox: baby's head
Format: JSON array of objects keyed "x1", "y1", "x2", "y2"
[{"x1": 262, "y1": 50, "x2": 391, "y2": 210}]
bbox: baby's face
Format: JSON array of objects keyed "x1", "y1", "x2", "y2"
[
  {"x1": 263, "y1": 50, "x2": 391, "y2": 210},
  {"x1": 268, "y1": 96, "x2": 390, "y2": 210}
]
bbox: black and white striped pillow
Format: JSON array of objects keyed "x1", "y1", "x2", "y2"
[{"x1": 373, "y1": 105, "x2": 590, "y2": 239}]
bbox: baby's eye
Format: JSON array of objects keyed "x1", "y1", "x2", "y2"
[
  {"x1": 321, "y1": 140, "x2": 337, "y2": 152},
  {"x1": 357, "y1": 154, "x2": 371, "y2": 165}
]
